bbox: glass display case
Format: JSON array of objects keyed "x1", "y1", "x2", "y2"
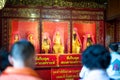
[
  {"x1": 1, "y1": 6, "x2": 105, "y2": 80},
  {"x1": 9, "y1": 19, "x2": 40, "y2": 52},
  {"x1": 41, "y1": 20, "x2": 70, "y2": 54},
  {"x1": 72, "y1": 21, "x2": 96, "y2": 52}
]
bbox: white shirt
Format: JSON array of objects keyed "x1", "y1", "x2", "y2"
[
  {"x1": 107, "y1": 52, "x2": 120, "y2": 80},
  {"x1": 83, "y1": 69, "x2": 110, "y2": 80},
  {"x1": 79, "y1": 66, "x2": 89, "y2": 79}
]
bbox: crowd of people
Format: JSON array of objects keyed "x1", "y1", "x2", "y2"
[
  {"x1": 0, "y1": 40, "x2": 120, "y2": 80},
  {"x1": 80, "y1": 43, "x2": 120, "y2": 80}
]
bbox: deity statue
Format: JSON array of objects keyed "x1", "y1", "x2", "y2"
[
  {"x1": 72, "y1": 28, "x2": 82, "y2": 53},
  {"x1": 27, "y1": 33, "x2": 35, "y2": 45},
  {"x1": 14, "y1": 34, "x2": 20, "y2": 43},
  {"x1": 42, "y1": 32, "x2": 51, "y2": 53},
  {"x1": 10, "y1": 33, "x2": 20, "y2": 50},
  {"x1": 53, "y1": 31, "x2": 64, "y2": 54},
  {"x1": 86, "y1": 34, "x2": 93, "y2": 47},
  {"x1": 83, "y1": 34, "x2": 95, "y2": 51}
]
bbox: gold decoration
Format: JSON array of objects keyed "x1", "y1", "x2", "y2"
[
  {"x1": 6, "y1": 0, "x2": 105, "y2": 9},
  {"x1": 72, "y1": 10, "x2": 104, "y2": 20},
  {"x1": 2, "y1": 8, "x2": 40, "y2": 18},
  {"x1": 0, "y1": 0, "x2": 6, "y2": 9},
  {"x1": 1, "y1": 7, "x2": 104, "y2": 20},
  {"x1": 42, "y1": 9, "x2": 70, "y2": 19}
]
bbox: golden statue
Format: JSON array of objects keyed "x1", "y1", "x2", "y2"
[
  {"x1": 53, "y1": 31, "x2": 64, "y2": 54},
  {"x1": 14, "y1": 34, "x2": 19, "y2": 43},
  {"x1": 86, "y1": 34, "x2": 93, "y2": 47},
  {"x1": 72, "y1": 29, "x2": 81, "y2": 53},
  {"x1": 27, "y1": 33, "x2": 35, "y2": 45},
  {"x1": 83, "y1": 34, "x2": 95, "y2": 51},
  {"x1": 42, "y1": 32, "x2": 51, "y2": 53}
]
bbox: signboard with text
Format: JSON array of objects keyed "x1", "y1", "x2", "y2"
[
  {"x1": 51, "y1": 67, "x2": 81, "y2": 80},
  {"x1": 35, "y1": 54, "x2": 58, "y2": 67},
  {"x1": 59, "y1": 54, "x2": 81, "y2": 66},
  {"x1": 35, "y1": 54, "x2": 81, "y2": 67}
]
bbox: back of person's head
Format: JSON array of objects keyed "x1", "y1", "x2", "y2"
[
  {"x1": 82, "y1": 44, "x2": 111, "y2": 70},
  {"x1": 109, "y1": 43, "x2": 118, "y2": 52},
  {"x1": 10, "y1": 40, "x2": 35, "y2": 62},
  {"x1": 0, "y1": 48, "x2": 10, "y2": 72}
]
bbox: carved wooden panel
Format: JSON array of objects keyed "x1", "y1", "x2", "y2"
[
  {"x1": 2, "y1": 19, "x2": 10, "y2": 49},
  {"x1": 96, "y1": 21, "x2": 104, "y2": 45},
  {"x1": 1, "y1": 8, "x2": 40, "y2": 18},
  {"x1": 42, "y1": 9, "x2": 71, "y2": 19},
  {"x1": 105, "y1": 23, "x2": 115, "y2": 46},
  {"x1": 6, "y1": 0, "x2": 105, "y2": 8},
  {"x1": 72, "y1": 10, "x2": 104, "y2": 20}
]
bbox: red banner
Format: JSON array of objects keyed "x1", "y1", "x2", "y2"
[
  {"x1": 35, "y1": 54, "x2": 81, "y2": 67},
  {"x1": 59, "y1": 54, "x2": 81, "y2": 66},
  {"x1": 35, "y1": 54, "x2": 57, "y2": 67},
  {"x1": 51, "y1": 68, "x2": 81, "y2": 80}
]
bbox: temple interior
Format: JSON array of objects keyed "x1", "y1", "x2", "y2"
[{"x1": 0, "y1": 0, "x2": 120, "y2": 80}]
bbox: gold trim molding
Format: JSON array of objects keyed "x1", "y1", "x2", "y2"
[
  {"x1": 1, "y1": 8, "x2": 40, "y2": 18},
  {"x1": 1, "y1": 7, "x2": 104, "y2": 20},
  {"x1": 6, "y1": 0, "x2": 105, "y2": 9}
]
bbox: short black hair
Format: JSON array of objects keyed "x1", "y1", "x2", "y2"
[
  {"x1": 10, "y1": 40, "x2": 35, "y2": 61},
  {"x1": 0, "y1": 48, "x2": 10, "y2": 72},
  {"x1": 82, "y1": 44, "x2": 111, "y2": 70},
  {"x1": 109, "y1": 43, "x2": 118, "y2": 52}
]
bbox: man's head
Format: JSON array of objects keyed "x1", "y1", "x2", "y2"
[
  {"x1": 109, "y1": 43, "x2": 118, "y2": 52},
  {"x1": 82, "y1": 44, "x2": 111, "y2": 70},
  {"x1": 9, "y1": 40, "x2": 35, "y2": 68}
]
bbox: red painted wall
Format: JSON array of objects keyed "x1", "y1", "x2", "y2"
[
  {"x1": 10, "y1": 20, "x2": 40, "y2": 52},
  {"x1": 73, "y1": 22, "x2": 96, "y2": 42}
]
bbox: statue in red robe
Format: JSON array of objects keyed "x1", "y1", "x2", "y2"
[{"x1": 72, "y1": 28, "x2": 82, "y2": 53}]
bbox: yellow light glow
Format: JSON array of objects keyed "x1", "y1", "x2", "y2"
[{"x1": 0, "y1": 0, "x2": 6, "y2": 10}]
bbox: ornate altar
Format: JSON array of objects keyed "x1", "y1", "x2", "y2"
[{"x1": 0, "y1": 4, "x2": 105, "y2": 80}]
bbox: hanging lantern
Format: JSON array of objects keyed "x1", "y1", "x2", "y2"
[{"x1": 0, "y1": 0, "x2": 6, "y2": 10}]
